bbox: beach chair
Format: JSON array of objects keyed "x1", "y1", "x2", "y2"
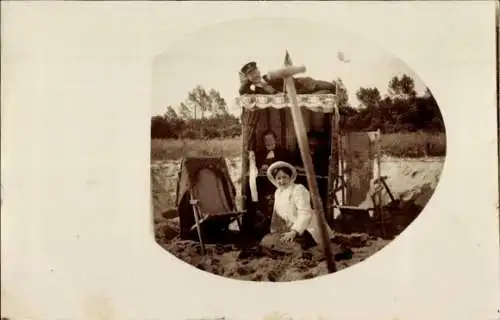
[
  {"x1": 175, "y1": 156, "x2": 246, "y2": 254},
  {"x1": 333, "y1": 131, "x2": 395, "y2": 237}
]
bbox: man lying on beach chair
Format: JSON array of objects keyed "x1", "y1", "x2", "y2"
[{"x1": 238, "y1": 61, "x2": 336, "y2": 95}]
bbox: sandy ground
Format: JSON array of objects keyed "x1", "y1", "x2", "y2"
[
  {"x1": 151, "y1": 156, "x2": 444, "y2": 282},
  {"x1": 156, "y1": 225, "x2": 391, "y2": 281}
]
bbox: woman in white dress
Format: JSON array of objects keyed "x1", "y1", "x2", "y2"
[{"x1": 266, "y1": 161, "x2": 335, "y2": 248}]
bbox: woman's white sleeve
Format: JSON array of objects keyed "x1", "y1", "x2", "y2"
[{"x1": 291, "y1": 185, "x2": 313, "y2": 235}]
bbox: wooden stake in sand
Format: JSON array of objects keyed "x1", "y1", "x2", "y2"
[{"x1": 269, "y1": 51, "x2": 337, "y2": 273}]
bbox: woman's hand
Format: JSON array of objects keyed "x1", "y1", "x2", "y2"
[{"x1": 281, "y1": 230, "x2": 298, "y2": 244}]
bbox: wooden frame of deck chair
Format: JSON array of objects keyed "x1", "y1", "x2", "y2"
[
  {"x1": 332, "y1": 130, "x2": 396, "y2": 237},
  {"x1": 175, "y1": 156, "x2": 246, "y2": 254}
]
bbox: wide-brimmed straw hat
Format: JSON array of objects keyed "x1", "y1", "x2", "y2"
[{"x1": 267, "y1": 161, "x2": 297, "y2": 188}]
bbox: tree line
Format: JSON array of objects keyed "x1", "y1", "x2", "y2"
[
  {"x1": 151, "y1": 74, "x2": 445, "y2": 139},
  {"x1": 337, "y1": 74, "x2": 444, "y2": 133},
  {"x1": 151, "y1": 85, "x2": 241, "y2": 139}
]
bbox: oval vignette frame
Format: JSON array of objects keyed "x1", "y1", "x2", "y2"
[{"x1": 150, "y1": 16, "x2": 447, "y2": 283}]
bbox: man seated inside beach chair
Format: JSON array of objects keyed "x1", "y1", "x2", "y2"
[{"x1": 255, "y1": 130, "x2": 292, "y2": 173}]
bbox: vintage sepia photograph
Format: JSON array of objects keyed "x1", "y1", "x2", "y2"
[
  {"x1": 2, "y1": 1, "x2": 498, "y2": 320},
  {"x1": 151, "y1": 17, "x2": 446, "y2": 282}
]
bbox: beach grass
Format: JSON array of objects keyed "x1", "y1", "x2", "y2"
[{"x1": 151, "y1": 132, "x2": 446, "y2": 161}]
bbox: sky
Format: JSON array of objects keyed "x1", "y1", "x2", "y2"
[{"x1": 152, "y1": 17, "x2": 427, "y2": 117}]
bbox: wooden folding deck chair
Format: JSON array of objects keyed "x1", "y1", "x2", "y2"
[
  {"x1": 331, "y1": 131, "x2": 396, "y2": 237},
  {"x1": 176, "y1": 156, "x2": 246, "y2": 254}
]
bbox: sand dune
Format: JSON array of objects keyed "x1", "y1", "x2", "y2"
[{"x1": 151, "y1": 156, "x2": 444, "y2": 281}]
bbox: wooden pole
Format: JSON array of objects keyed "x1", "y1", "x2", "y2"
[
  {"x1": 328, "y1": 95, "x2": 340, "y2": 226},
  {"x1": 375, "y1": 129, "x2": 383, "y2": 237},
  {"x1": 189, "y1": 196, "x2": 205, "y2": 255},
  {"x1": 334, "y1": 81, "x2": 346, "y2": 206},
  {"x1": 240, "y1": 109, "x2": 249, "y2": 212},
  {"x1": 281, "y1": 51, "x2": 336, "y2": 273},
  {"x1": 340, "y1": 127, "x2": 346, "y2": 204},
  {"x1": 376, "y1": 129, "x2": 382, "y2": 206}
]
